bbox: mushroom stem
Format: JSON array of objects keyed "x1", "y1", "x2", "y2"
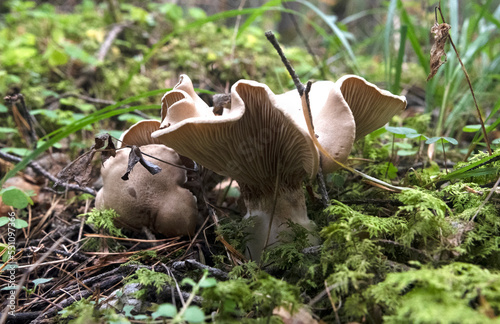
[{"x1": 241, "y1": 184, "x2": 315, "y2": 262}]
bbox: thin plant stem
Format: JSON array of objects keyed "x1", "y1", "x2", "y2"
[
  {"x1": 436, "y1": 3, "x2": 492, "y2": 155},
  {"x1": 442, "y1": 140, "x2": 448, "y2": 174}
]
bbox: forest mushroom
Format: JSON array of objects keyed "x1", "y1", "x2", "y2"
[
  {"x1": 152, "y1": 74, "x2": 406, "y2": 260},
  {"x1": 117, "y1": 119, "x2": 164, "y2": 148},
  {"x1": 95, "y1": 120, "x2": 198, "y2": 237},
  {"x1": 280, "y1": 75, "x2": 407, "y2": 172}
]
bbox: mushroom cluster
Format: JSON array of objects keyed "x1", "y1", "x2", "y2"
[
  {"x1": 95, "y1": 120, "x2": 198, "y2": 238},
  {"x1": 150, "y1": 74, "x2": 406, "y2": 260}
]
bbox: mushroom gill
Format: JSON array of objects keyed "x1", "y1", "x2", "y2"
[{"x1": 152, "y1": 74, "x2": 406, "y2": 261}]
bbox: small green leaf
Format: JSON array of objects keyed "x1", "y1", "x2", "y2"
[
  {"x1": 406, "y1": 133, "x2": 428, "y2": 140},
  {"x1": 425, "y1": 136, "x2": 458, "y2": 145},
  {"x1": 397, "y1": 149, "x2": 418, "y2": 156},
  {"x1": 181, "y1": 278, "x2": 197, "y2": 287},
  {"x1": 492, "y1": 138, "x2": 500, "y2": 144},
  {"x1": 0, "y1": 127, "x2": 17, "y2": 134},
  {"x1": 1, "y1": 285, "x2": 20, "y2": 291},
  {"x1": 442, "y1": 137, "x2": 458, "y2": 145},
  {"x1": 0, "y1": 217, "x2": 10, "y2": 227},
  {"x1": 14, "y1": 219, "x2": 29, "y2": 229},
  {"x1": 152, "y1": 303, "x2": 177, "y2": 319},
  {"x1": 0, "y1": 104, "x2": 7, "y2": 113},
  {"x1": 198, "y1": 277, "x2": 217, "y2": 288},
  {"x1": 425, "y1": 137, "x2": 440, "y2": 144},
  {"x1": 46, "y1": 46, "x2": 69, "y2": 66},
  {"x1": 385, "y1": 162, "x2": 399, "y2": 180},
  {"x1": 462, "y1": 124, "x2": 486, "y2": 132},
  {"x1": 123, "y1": 304, "x2": 134, "y2": 317},
  {"x1": 32, "y1": 278, "x2": 53, "y2": 286},
  {"x1": 0, "y1": 147, "x2": 32, "y2": 157},
  {"x1": 0, "y1": 244, "x2": 9, "y2": 262},
  {"x1": 183, "y1": 305, "x2": 205, "y2": 323},
  {"x1": 30, "y1": 109, "x2": 59, "y2": 119},
  {"x1": 188, "y1": 7, "x2": 207, "y2": 20},
  {"x1": 385, "y1": 126, "x2": 418, "y2": 136},
  {"x1": 1, "y1": 187, "x2": 32, "y2": 209}
]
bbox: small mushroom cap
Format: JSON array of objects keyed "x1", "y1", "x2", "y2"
[
  {"x1": 117, "y1": 120, "x2": 162, "y2": 149},
  {"x1": 95, "y1": 144, "x2": 197, "y2": 237},
  {"x1": 336, "y1": 75, "x2": 407, "y2": 139},
  {"x1": 160, "y1": 74, "x2": 212, "y2": 123},
  {"x1": 152, "y1": 78, "x2": 319, "y2": 194}
]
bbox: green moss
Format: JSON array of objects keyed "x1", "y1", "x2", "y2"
[
  {"x1": 369, "y1": 262, "x2": 500, "y2": 324},
  {"x1": 126, "y1": 268, "x2": 174, "y2": 300}
]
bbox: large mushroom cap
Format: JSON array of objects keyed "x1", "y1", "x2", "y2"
[
  {"x1": 336, "y1": 75, "x2": 407, "y2": 140},
  {"x1": 95, "y1": 144, "x2": 198, "y2": 237},
  {"x1": 152, "y1": 78, "x2": 319, "y2": 194},
  {"x1": 277, "y1": 81, "x2": 357, "y2": 173},
  {"x1": 280, "y1": 75, "x2": 407, "y2": 173}
]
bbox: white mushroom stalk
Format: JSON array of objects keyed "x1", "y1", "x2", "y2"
[{"x1": 152, "y1": 74, "x2": 406, "y2": 261}]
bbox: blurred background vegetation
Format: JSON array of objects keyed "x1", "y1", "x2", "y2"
[{"x1": 0, "y1": 0, "x2": 498, "y2": 158}]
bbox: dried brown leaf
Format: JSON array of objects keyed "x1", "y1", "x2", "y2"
[
  {"x1": 57, "y1": 150, "x2": 96, "y2": 187},
  {"x1": 427, "y1": 22, "x2": 451, "y2": 81},
  {"x1": 121, "y1": 145, "x2": 162, "y2": 180},
  {"x1": 56, "y1": 133, "x2": 116, "y2": 186},
  {"x1": 96, "y1": 133, "x2": 116, "y2": 164}
]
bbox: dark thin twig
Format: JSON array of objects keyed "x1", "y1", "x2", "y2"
[
  {"x1": 265, "y1": 31, "x2": 305, "y2": 95},
  {"x1": 436, "y1": 2, "x2": 491, "y2": 155},
  {"x1": 304, "y1": 82, "x2": 330, "y2": 206},
  {"x1": 0, "y1": 150, "x2": 96, "y2": 196},
  {"x1": 112, "y1": 137, "x2": 198, "y2": 172},
  {"x1": 265, "y1": 31, "x2": 330, "y2": 206}
]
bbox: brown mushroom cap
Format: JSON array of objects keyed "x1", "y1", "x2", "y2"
[
  {"x1": 152, "y1": 79, "x2": 319, "y2": 194},
  {"x1": 117, "y1": 120, "x2": 162, "y2": 149},
  {"x1": 95, "y1": 144, "x2": 198, "y2": 237}
]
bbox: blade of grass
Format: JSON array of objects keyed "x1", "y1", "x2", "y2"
[
  {"x1": 385, "y1": 0, "x2": 398, "y2": 89},
  {"x1": 294, "y1": 0, "x2": 359, "y2": 73},
  {"x1": 438, "y1": 150, "x2": 500, "y2": 181},
  {"x1": 393, "y1": 25, "x2": 407, "y2": 94},
  {"x1": 237, "y1": 0, "x2": 283, "y2": 38},
  {"x1": 472, "y1": 2, "x2": 500, "y2": 29},
  {"x1": 397, "y1": 0, "x2": 429, "y2": 75}
]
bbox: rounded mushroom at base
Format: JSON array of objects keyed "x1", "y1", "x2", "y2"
[{"x1": 95, "y1": 144, "x2": 198, "y2": 238}]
